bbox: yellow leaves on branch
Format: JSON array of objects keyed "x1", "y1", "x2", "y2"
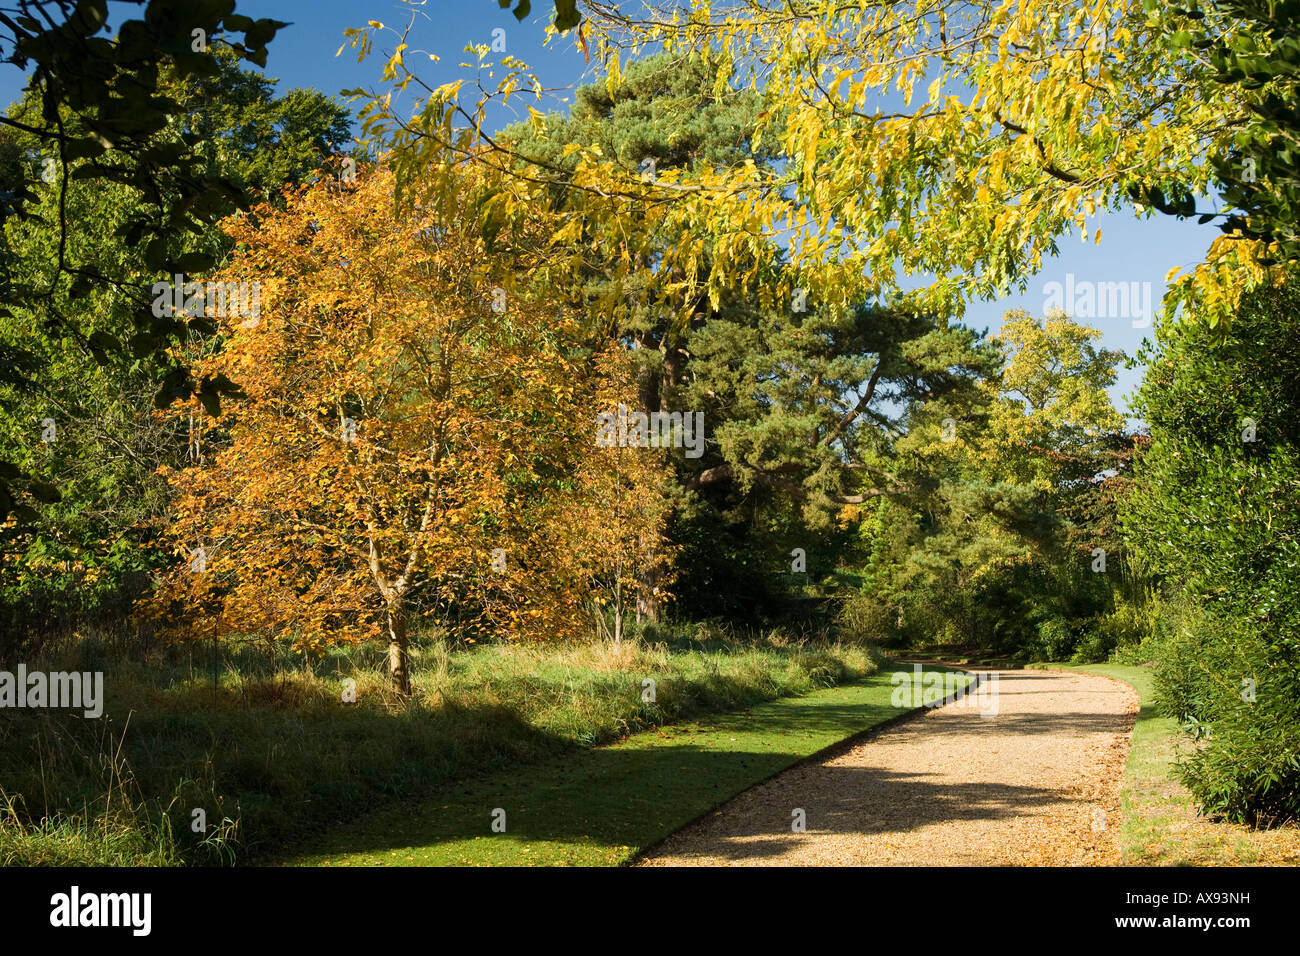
[
  {"x1": 1162, "y1": 234, "x2": 1284, "y2": 328},
  {"x1": 145, "y1": 164, "x2": 609, "y2": 651},
  {"x1": 335, "y1": 0, "x2": 1272, "y2": 329}
]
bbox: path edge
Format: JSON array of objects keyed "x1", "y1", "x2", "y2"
[{"x1": 623, "y1": 662, "x2": 982, "y2": 866}]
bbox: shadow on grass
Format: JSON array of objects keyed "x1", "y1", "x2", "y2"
[
  {"x1": 0, "y1": 697, "x2": 574, "y2": 863},
  {"x1": 2, "y1": 639, "x2": 882, "y2": 864},
  {"x1": 278, "y1": 669, "x2": 1142, "y2": 866},
  {"x1": 276, "y1": 686, "x2": 978, "y2": 865}
]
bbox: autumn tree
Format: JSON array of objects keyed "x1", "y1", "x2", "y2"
[
  {"x1": 347, "y1": 4, "x2": 1216, "y2": 637},
  {"x1": 349, "y1": 0, "x2": 1296, "y2": 354},
  {"x1": 143, "y1": 166, "x2": 587, "y2": 693},
  {"x1": 552, "y1": 348, "x2": 678, "y2": 643}
]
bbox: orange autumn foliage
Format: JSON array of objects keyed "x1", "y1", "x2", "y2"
[{"x1": 140, "y1": 165, "x2": 605, "y2": 690}]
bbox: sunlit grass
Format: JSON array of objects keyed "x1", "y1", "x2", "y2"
[{"x1": 0, "y1": 621, "x2": 879, "y2": 865}]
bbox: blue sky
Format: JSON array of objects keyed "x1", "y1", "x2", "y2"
[{"x1": 2, "y1": 0, "x2": 1220, "y2": 419}]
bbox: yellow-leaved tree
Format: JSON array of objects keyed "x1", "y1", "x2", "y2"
[
  {"x1": 142, "y1": 165, "x2": 592, "y2": 693},
  {"x1": 555, "y1": 347, "x2": 679, "y2": 644},
  {"x1": 344, "y1": 0, "x2": 1292, "y2": 332}
]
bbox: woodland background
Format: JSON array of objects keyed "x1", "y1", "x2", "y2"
[{"x1": 0, "y1": 0, "x2": 1297, "y2": 862}]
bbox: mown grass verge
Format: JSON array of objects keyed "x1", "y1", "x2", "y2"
[
  {"x1": 0, "y1": 625, "x2": 882, "y2": 865},
  {"x1": 281, "y1": 664, "x2": 971, "y2": 866}
]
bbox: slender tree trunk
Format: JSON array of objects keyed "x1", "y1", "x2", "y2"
[
  {"x1": 613, "y1": 562, "x2": 624, "y2": 646},
  {"x1": 633, "y1": 340, "x2": 667, "y2": 624},
  {"x1": 386, "y1": 599, "x2": 410, "y2": 696}
]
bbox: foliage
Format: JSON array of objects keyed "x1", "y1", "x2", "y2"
[
  {"x1": 500, "y1": 51, "x2": 772, "y2": 622},
  {"x1": 554, "y1": 348, "x2": 678, "y2": 643},
  {"x1": 1123, "y1": 279, "x2": 1300, "y2": 823},
  {"x1": 163, "y1": 47, "x2": 353, "y2": 202},
  {"x1": 979, "y1": 310, "x2": 1125, "y2": 487},
  {"x1": 1181, "y1": 0, "x2": 1300, "y2": 266},
  {"x1": 140, "y1": 166, "x2": 596, "y2": 691},
  {"x1": 0, "y1": 55, "x2": 352, "y2": 657},
  {"x1": 0, "y1": 0, "x2": 289, "y2": 517},
  {"x1": 350, "y1": 0, "x2": 1295, "y2": 367},
  {"x1": 841, "y1": 309, "x2": 1134, "y2": 658}
]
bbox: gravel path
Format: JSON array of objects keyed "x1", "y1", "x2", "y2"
[{"x1": 638, "y1": 668, "x2": 1140, "y2": 866}]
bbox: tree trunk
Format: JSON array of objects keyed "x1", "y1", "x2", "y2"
[
  {"x1": 637, "y1": 561, "x2": 663, "y2": 623},
  {"x1": 613, "y1": 572, "x2": 624, "y2": 646},
  {"x1": 386, "y1": 600, "x2": 410, "y2": 696},
  {"x1": 633, "y1": 334, "x2": 679, "y2": 624}
]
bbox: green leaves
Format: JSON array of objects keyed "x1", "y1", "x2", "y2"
[
  {"x1": 499, "y1": 0, "x2": 530, "y2": 20},
  {"x1": 143, "y1": 237, "x2": 171, "y2": 273},
  {"x1": 0, "y1": 23, "x2": 358, "y2": 534},
  {"x1": 1126, "y1": 181, "x2": 1198, "y2": 219},
  {"x1": 153, "y1": 366, "x2": 191, "y2": 410},
  {"x1": 496, "y1": 0, "x2": 581, "y2": 31},
  {"x1": 554, "y1": 0, "x2": 580, "y2": 31},
  {"x1": 87, "y1": 330, "x2": 118, "y2": 365},
  {"x1": 1179, "y1": 0, "x2": 1300, "y2": 265}
]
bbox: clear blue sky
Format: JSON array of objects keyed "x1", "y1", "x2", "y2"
[{"x1": 2, "y1": 0, "x2": 1221, "y2": 420}]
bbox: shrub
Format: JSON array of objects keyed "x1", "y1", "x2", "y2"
[
  {"x1": 1151, "y1": 608, "x2": 1300, "y2": 825},
  {"x1": 835, "y1": 591, "x2": 900, "y2": 645},
  {"x1": 1124, "y1": 281, "x2": 1300, "y2": 823},
  {"x1": 1027, "y1": 617, "x2": 1075, "y2": 661}
]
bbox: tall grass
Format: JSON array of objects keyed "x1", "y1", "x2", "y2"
[{"x1": 0, "y1": 620, "x2": 877, "y2": 864}]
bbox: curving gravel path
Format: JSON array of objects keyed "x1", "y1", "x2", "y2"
[{"x1": 638, "y1": 668, "x2": 1140, "y2": 866}]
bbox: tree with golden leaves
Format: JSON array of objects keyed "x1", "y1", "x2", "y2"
[
  {"x1": 347, "y1": 0, "x2": 1293, "y2": 335},
  {"x1": 554, "y1": 347, "x2": 678, "y2": 644},
  {"x1": 142, "y1": 166, "x2": 588, "y2": 693}
]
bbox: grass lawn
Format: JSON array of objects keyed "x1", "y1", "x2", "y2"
[
  {"x1": 0, "y1": 630, "x2": 891, "y2": 865},
  {"x1": 281, "y1": 666, "x2": 970, "y2": 866},
  {"x1": 1043, "y1": 662, "x2": 1300, "y2": 866}
]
